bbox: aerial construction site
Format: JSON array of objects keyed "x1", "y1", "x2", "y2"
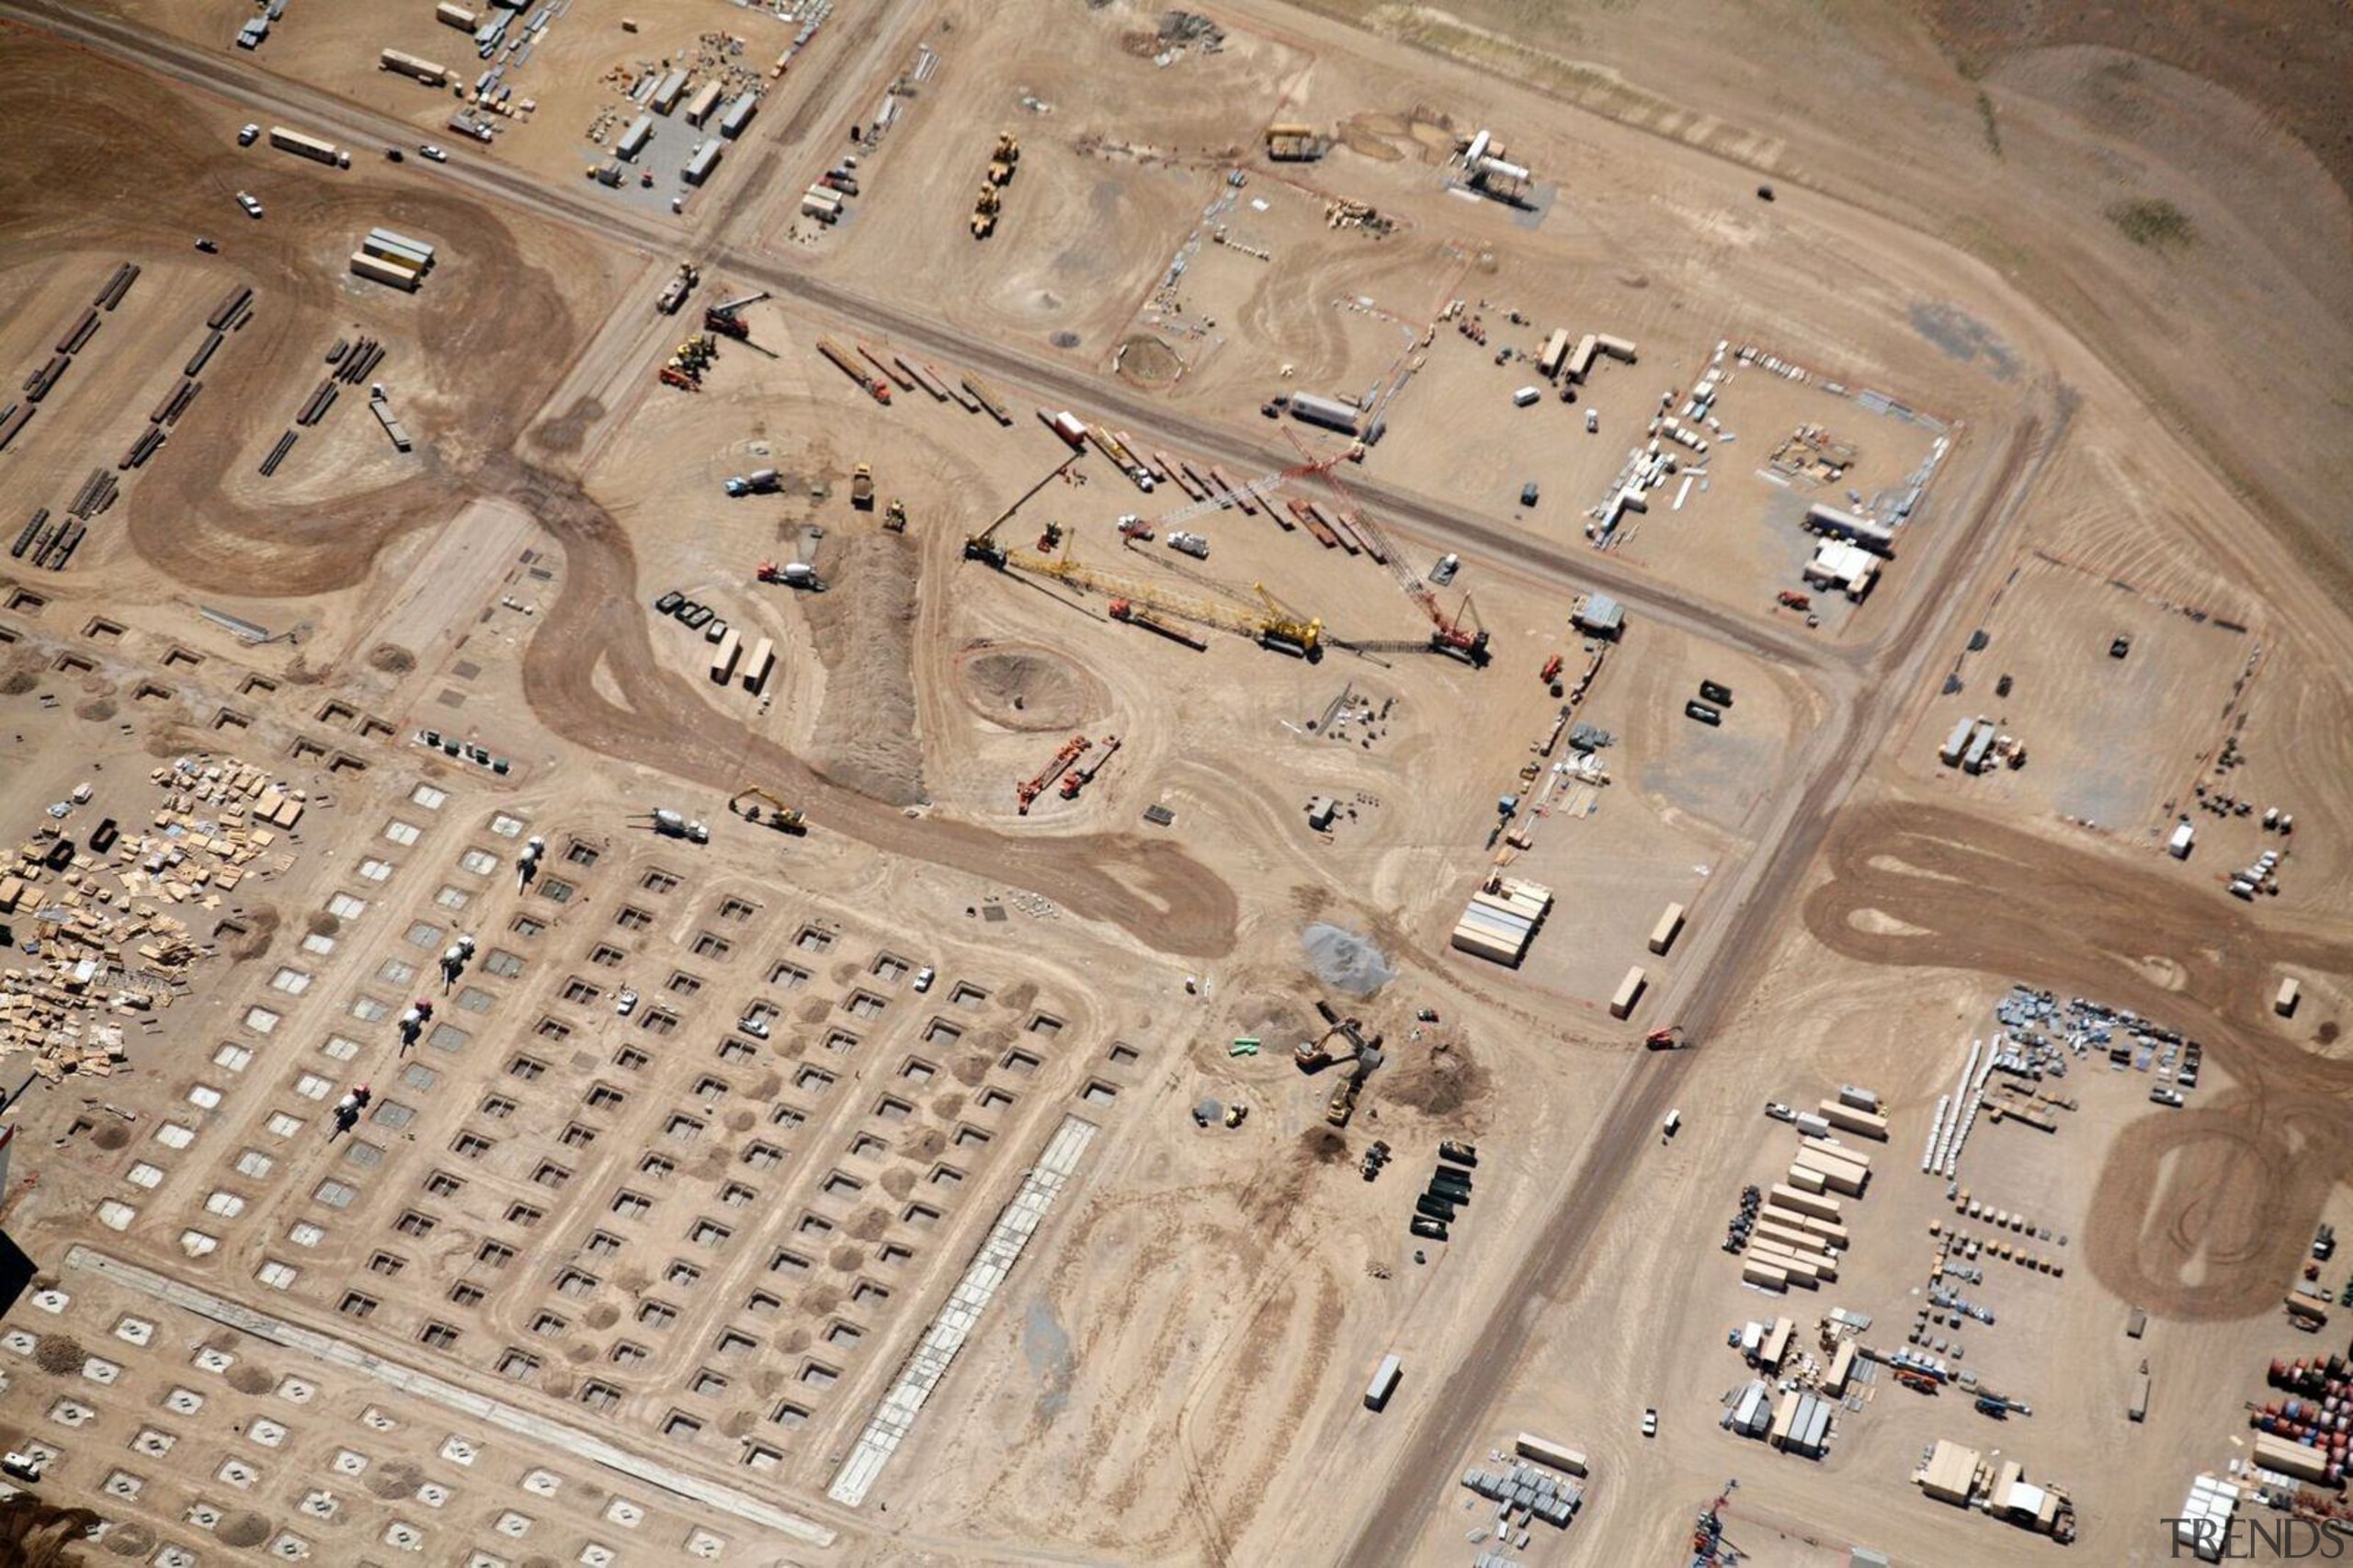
[{"x1": 1, "y1": 0, "x2": 2349, "y2": 1563}]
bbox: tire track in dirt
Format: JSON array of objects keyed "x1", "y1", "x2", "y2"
[
  {"x1": 1802, "y1": 799, "x2": 2353, "y2": 1318},
  {"x1": 489, "y1": 455, "x2": 1242, "y2": 958}
]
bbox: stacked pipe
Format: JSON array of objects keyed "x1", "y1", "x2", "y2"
[
  {"x1": 66, "y1": 467, "x2": 118, "y2": 519},
  {"x1": 119, "y1": 427, "x2": 166, "y2": 471},
  {"x1": 295, "y1": 379, "x2": 339, "y2": 427},
  {"x1": 96, "y1": 262, "x2": 139, "y2": 312},
  {"x1": 9, "y1": 509, "x2": 48, "y2": 560},
  {"x1": 185, "y1": 331, "x2": 226, "y2": 378},
  {"x1": 0, "y1": 403, "x2": 31, "y2": 453},
  {"x1": 259, "y1": 431, "x2": 298, "y2": 476},
  {"x1": 151, "y1": 377, "x2": 201, "y2": 427},
  {"x1": 204, "y1": 285, "x2": 252, "y2": 332},
  {"x1": 37, "y1": 519, "x2": 86, "y2": 572},
  {"x1": 336, "y1": 337, "x2": 386, "y2": 385}
]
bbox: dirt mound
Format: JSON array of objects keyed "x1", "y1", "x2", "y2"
[
  {"x1": 226, "y1": 1363, "x2": 275, "y2": 1395},
  {"x1": 801, "y1": 530, "x2": 925, "y2": 806},
  {"x1": 35, "y1": 1336, "x2": 85, "y2": 1375},
  {"x1": 368, "y1": 643, "x2": 416, "y2": 675},
  {"x1": 955, "y1": 643, "x2": 1109, "y2": 733},
  {"x1": 100, "y1": 1521, "x2": 154, "y2": 1556},
  {"x1": 1115, "y1": 335, "x2": 1185, "y2": 389},
  {"x1": 366, "y1": 1460, "x2": 424, "y2": 1500},
  {"x1": 1383, "y1": 1039, "x2": 1492, "y2": 1119},
  {"x1": 216, "y1": 1512, "x2": 271, "y2": 1548}
]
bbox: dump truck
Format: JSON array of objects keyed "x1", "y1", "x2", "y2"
[
  {"x1": 851, "y1": 464, "x2": 875, "y2": 510},
  {"x1": 656, "y1": 260, "x2": 699, "y2": 315},
  {"x1": 722, "y1": 469, "x2": 779, "y2": 497}
]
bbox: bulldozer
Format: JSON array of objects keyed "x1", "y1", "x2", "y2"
[
  {"x1": 882, "y1": 497, "x2": 907, "y2": 532},
  {"x1": 970, "y1": 207, "x2": 996, "y2": 241},
  {"x1": 729, "y1": 787, "x2": 807, "y2": 835},
  {"x1": 994, "y1": 131, "x2": 1020, "y2": 166}
]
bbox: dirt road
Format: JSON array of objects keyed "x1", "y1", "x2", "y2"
[
  {"x1": 1330, "y1": 396, "x2": 2064, "y2": 1567},
  {"x1": 489, "y1": 456, "x2": 1245, "y2": 958},
  {"x1": 1803, "y1": 798, "x2": 2353, "y2": 1321}
]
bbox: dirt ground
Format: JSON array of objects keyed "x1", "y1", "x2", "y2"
[{"x1": 2, "y1": 0, "x2": 2351, "y2": 1565}]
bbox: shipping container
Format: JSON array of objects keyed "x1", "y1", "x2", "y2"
[
  {"x1": 1939, "y1": 716, "x2": 1975, "y2": 766},
  {"x1": 1364, "y1": 1353, "x2": 1403, "y2": 1411},
  {"x1": 1514, "y1": 1433, "x2": 1587, "y2": 1475},
  {"x1": 1608, "y1": 965, "x2": 1646, "y2": 1019},
  {"x1": 381, "y1": 49, "x2": 450, "y2": 85},
  {"x1": 436, "y1": 1, "x2": 477, "y2": 28},
  {"x1": 710, "y1": 628, "x2": 742, "y2": 684},
  {"x1": 1565, "y1": 334, "x2": 1598, "y2": 381},
  {"x1": 348, "y1": 252, "x2": 420, "y2": 292},
  {"x1": 1768, "y1": 1183, "x2": 1841, "y2": 1221},
  {"x1": 1647, "y1": 903, "x2": 1686, "y2": 955},
  {"x1": 1742, "y1": 1258, "x2": 1788, "y2": 1290},
  {"x1": 1595, "y1": 334, "x2": 1639, "y2": 363},
  {"x1": 1819, "y1": 1101, "x2": 1890, "y2": 1141},
  {"x1": 741, "y1": 637, "x2": 776, "y2": 695},
  {"x1": 2277, "y1": 977, "x2": 2302, "y2": 1017}
]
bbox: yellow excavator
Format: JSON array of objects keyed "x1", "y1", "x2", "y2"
[{"x1": 730, "y1": 787, "x2": 807, "y2": 835}]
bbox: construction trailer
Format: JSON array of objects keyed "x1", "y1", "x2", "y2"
[
  {"x1": 381, "y1": 49, "x2": 450, "y2": 85},
  {"x1": 650, "y1": 69, "x2": 688, "y2": 114},
  {"x1": 1364, "y1": 1353, "x2": 1403, "y2": 1412},
  {"x1": 364, "y1": 228, "x2": 436, "y2": 270},
  {"x1": 1289, "y1": 392, "x2": 1360, "y2": 437},
  {"x1": 683, "y1": 80, "x2": 726, "y2": 127},
  {"x1": 270, "y1": 126, "x2": 349, "y2": 167},
  {"x1": 1538, "y1": 328, "x2": 1571, "y2": 379},
  {"x1": 616, "y1": 114, "x2": 655, "y2": 161},
  {"x1": 1804, "y1": 539, "x2": 1879, "y2": 599},
  {"x1": 741, "y1": 636, "x2": 776, "y2": 695},
  {"x1": 349, "y1": 252, "x2": 421, "y2": 292},
  {"x1": 717, "y1": 93, "x2": 759, "y2": 139},
  {"x1": 1804, "y1": 502, "x2": 1895, "y2": 555},
  {"x1": 1648, "y1": 902, "x2": 1685, "y2": 955},
  {"x1": 1609, "y1": 965, "x2": 1646, "y2": 1020},
  {"x1": 2278, "y1": 976, "x2": 2302, "y2": 1017},
  {"x1": 436, "y1": 1, "x2": 477, "y2": 28},
  {"x1": 683, "y1": 141, "x2": 723, "y2": 186}
]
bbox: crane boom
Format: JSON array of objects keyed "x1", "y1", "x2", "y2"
[{"x1": 976, "y1": 541, "x2": 1321, "y2": 655}]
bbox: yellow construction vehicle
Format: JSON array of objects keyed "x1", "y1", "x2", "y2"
[
  {"x1": 729, "y1": 787, "x2": 807, "y2": 835},
  {"x1": 994, "y1": 131, "x2": 1020, "y2": 165},
  {"x1": 882, "y1": 497, "x2": 907, "y2": 532},
  {"x1": 963, "y1": 517, "x2": 1321, "y2": 656}
]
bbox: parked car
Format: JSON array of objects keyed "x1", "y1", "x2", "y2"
[
  {"x1": 1409, "y1": 1216, "x2": 1449, "y2": 1241},
  {"x1": 235, "y1": 192, "x2": 265, "y2": 219},
  {"x1": 1642, "y1": 1408, "x2": 1658, "y2": 1437},
  {"x1": 2109, "y1": 633, "x2": 2132, "y2": 659},
  {"x1": 654, "y1": 590, "x2": 686, "y2": 615},
  {"x1": 679, "y1": 603, "x2": 714, "y2": 630},
  {"x1": 912, "y1": 966, "x2": 936, "y2": 993},
  {"x1": 703, "y1": 619, "x2": 729, "y2": 644},
  {"x1": 1685, "y1": 700, "x2": 1722, "y2": 726},
  {"x1": 194, "y1": 238, "x2": 219, "y2": 253},
  {"x1": 1519, "y1": 482, "x2": 1540, "y2": 507},
  {"x1": 615, "y1": 988, "x2": 639, "y2": 1017},
  {"x1": 1699, "y1": 679, "x2": 1733, "y2": 707},
  {"x1": 738, "y1": 1015, "x2": 770, "y2": 1040},
  {"x1": 237, "y1": 123, "x2": 260, "y2": 146},
  {"x1": 419, "y1": 144, "x2": 449, "y2": 163},
  {"x1": 385, "y1": 147, "x2": 404, "y2": 163}
]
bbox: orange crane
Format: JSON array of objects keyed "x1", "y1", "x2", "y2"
[
  {"x1": 1017, "y1": 735, "x2": 1089, "y2": 814},
  {"x1": 1057, "y1": 734, "x2": 1121, "y2": 800},
  {"x1": 1282, "y1": 429, "x2": 1491, "y2": 665}
]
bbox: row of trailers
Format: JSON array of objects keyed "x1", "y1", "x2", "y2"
[
  {"x1": 349, "y1": 228, "x2": 438, "y2": 293},
  {"x1": 709, "y1": 630, "x2": 777, "y2": 696}
]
